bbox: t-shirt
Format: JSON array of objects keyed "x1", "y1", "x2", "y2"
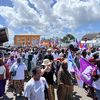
[
  {"x1": 24, "y1": 77, "x2": 48, "y2": 100},
  {"x1": 10, "y1": 62, "x2": 27, "y2": 80},
  {"x1": 43, "y1": 68, "x2": 54, "y2": 85},
  {"x1": 0, "y1": 65, "x2": 6, "y2": 79},
  {"x1": 32, "y1": 54, "x2": 38, "y2": 67},
  {"x1": 52, "y1": 53, "x2": 59, "y2": 59},
  {"x1": 25, "y1": 52, "x2": 29, "y2": 60}
]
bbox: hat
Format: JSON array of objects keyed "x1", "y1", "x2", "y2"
[
  {"x1": 42, "y1": 59, "x2": 51, "y2": 66},
  {"x1": 47, "y1": 48, "x2": 52, "y2": 51}
]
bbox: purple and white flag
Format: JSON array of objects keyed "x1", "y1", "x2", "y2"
[
  {"x1": 80, "y1": 57, "x2": 94, "y2": 85},
  {"x1": 83, "y1": 43, "x2": 88, "y2": 50}
]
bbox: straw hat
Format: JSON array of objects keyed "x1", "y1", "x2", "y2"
[
  {"x1": 42, "y1": 59, "x2": 51, "y2": 66},
  {"x1": 47, "y1": 48, "x2": 52, "y2": 51}
]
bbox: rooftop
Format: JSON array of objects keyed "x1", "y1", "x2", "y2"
[
  {"x1": 15, "y1": 34, "x2": 41, "y2": 36},
  {"x1": 82, "y1": 33, "x2": 100, "y2": 40}
]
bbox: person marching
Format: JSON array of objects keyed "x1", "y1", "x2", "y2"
[
  {"x1": 9, "y1": 57, "x2": 27, "y2": 96},
  {"x1": 24, "y1": 66, "x2": 49, "y2": 100},
  {"x1": 41, "y1": 59, "x2": 55, "y2": 100},
  {"x1": 57, "y1": 61, "x2": 73, "y2": 100},
  {"x1": 0, "y1": 58, "x2": 6, "y2": 99}
]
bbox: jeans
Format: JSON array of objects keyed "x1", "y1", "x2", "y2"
[{"x1": 95, "y1": 89, "x2": 100, "y2": 100}]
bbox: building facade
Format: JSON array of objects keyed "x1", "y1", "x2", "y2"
[
  {"x1": 14, "y1": 34, "x2": 41, "y2": 46},
  {"x1": 95, "y1": 35, "x2": 100, "y2": 47},
  {"x1": 82, "y1": 33, "x2": 100, "y2": 47}
]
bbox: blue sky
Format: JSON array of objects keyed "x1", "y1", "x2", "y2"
[
  {"x1": 0, "y1": 0, "x2": 100, "y2": 43},
  {"x1": 0, "y1": 0, "x2": 12, "y2": 7}
]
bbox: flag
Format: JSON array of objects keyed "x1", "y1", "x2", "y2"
[
  {"x1": 83, "y1": 43, "x2": 88, "y2": 50},
  {"x1": 75, "y1": 39, "x2": 79, "y2": 48},
  {"x1": 67, "y1": 50, "x2": 83, "y2": 87},
  {"x1": 75, "y1": 71, "x2": 84, "y2": 87},
  {"x1": 50, "y1": 39, "x2": 54, "y2": 47},
  {"x1": 67, "y1": 51, "x2": 75, "y2": 72},
  {"x1": 80, "y1": 57, "x2": 94, "y2": 85}
]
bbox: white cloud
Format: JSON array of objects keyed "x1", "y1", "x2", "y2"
[
  {"x1": 0, "y1": 0, "x2": 100, "y2": 41},
  {"x1": 53, "y1": 0, "x2": 100, "y2": 29},
  {"x1": 7, "y1": 28, "x2": 14, "y2": 36},
  {"x1": 0, "y1": 24, "x2": 4, "y2": 28}
]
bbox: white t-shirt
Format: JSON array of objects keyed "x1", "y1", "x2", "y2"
[
  {"x1": 32, "y1": 54, "x2": 37, "y2": 67},
  {"x1": 59, "y1": 52, "x2": 64, "y2": 57},
  {"x1": 24, "y1": 77, "x2": 48, "y2": 100},
  {"x1": 92, "y1": 69, "x2": 100, "y2": 90},
  {"x1": 52, "y1": 52, "x2": 59, "y2": 59},
  {"x1": 25, "y1": 52, "x2": 29, "y2": 60},
  {"x1": 0, "y1": 65, "x2": 6, "y2": 79},
  {"x1": 10, "y1": 62, "x2": 27, "y2": 80}
]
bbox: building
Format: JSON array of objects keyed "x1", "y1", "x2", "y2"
[
  {"x1": 14, "y1": 34, "x2": 41, "y2": 46},
  {"x1": 95, "y1": 35, "x2": 100, "y2": 47},
  {"x1": 41, "y1": 40, "x2": 51, "y2": 47},
  {"x1": 82, "y1": 33, "x2": 100, "y2": 47},
  {"x1": 82, "y1": 33, "x2": 98, "y2": 40}
]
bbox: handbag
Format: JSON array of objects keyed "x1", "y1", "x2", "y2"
[
  {"x1": 11, "y1": 64, "x2": 20, "y2": 77},
  {"x1": 11, "y1": 70, "x2": 16, "y2": 76}
]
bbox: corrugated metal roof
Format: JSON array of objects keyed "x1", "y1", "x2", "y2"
[{"x1": 82, "y1": 33, "x2": 100, "y2": 40}]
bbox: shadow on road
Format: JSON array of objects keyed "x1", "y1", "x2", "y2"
[
  {"x1": 3, "y1": 95, "x2": 24, "y2": 100},
  {"x1": 15, "y1": 96, "x2": 24, "y2": 100},
  {"x1": 73, "y1": 92, "x2": 82, "y2": 100}
]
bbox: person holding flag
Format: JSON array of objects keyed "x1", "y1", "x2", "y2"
[
  {"x1": 67, "y1": 45, "x2": 83, "y2": 87},
  {"x1": 79, "y1": 50, "x2": 98, "y2": 99}
]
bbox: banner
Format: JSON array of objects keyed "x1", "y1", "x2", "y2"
[{"x1": 80, "y1": 57, "x2": 94, "y2": 85}]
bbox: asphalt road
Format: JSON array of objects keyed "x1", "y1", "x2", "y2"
[{"x1": 2, "y1": 81, "x2": 92, "y2": 100}]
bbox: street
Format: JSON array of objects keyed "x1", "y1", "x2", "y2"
[{"x1": 2, "y1": 81, "x2": 92, "y2": 100}]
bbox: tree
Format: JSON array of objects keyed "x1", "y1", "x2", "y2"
[{"x1": 61, "y1": 34, "x2": 75, "y2": 43}]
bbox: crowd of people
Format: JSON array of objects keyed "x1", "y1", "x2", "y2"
[{"x1": 0, "y1": 44, "x2": 100, "y2": 100}]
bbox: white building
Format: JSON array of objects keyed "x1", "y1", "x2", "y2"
[{"x1": 95, "y1": 35, "x2": 100, "y2": 47}]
